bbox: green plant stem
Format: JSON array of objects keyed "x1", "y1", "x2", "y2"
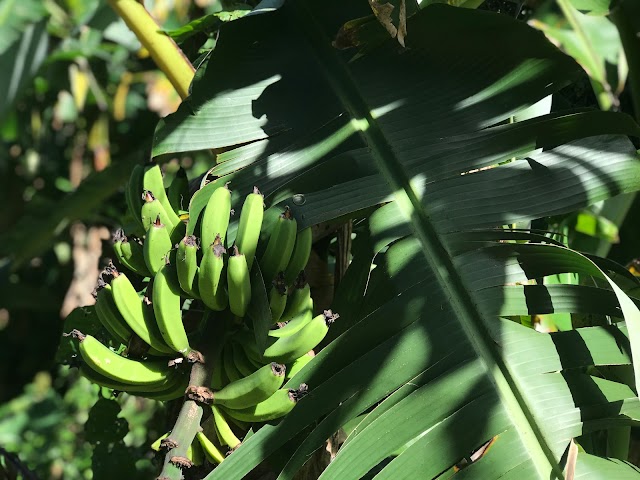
[
  {"x1": 611, "y1": 1, "x2": 640, "y2": 122},
  {"x1": 107, "y1": 0, "x2": 194, "y2": 100},
  {"x1": 158, "y1": 316, "x2": 222, "y2": 480}
]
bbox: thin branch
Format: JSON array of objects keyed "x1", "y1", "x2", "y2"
[
  {"x1": 611, "y1": 1, "x2": 640, "y2": 122},
  {"x1": 107, "y1": 0, "x2": 195, "y2": 100}
]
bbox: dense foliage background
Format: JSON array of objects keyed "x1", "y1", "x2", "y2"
[{"x1": 2, "y1": 0, "x2": 640, "y2": 478}]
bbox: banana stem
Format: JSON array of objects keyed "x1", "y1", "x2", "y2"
[
  {"x1": 158, "y1": 316, "x2": 222, "y2": 479},
  {"x1": 106, "y1": 0, "x2": 195, "y2": 100}
]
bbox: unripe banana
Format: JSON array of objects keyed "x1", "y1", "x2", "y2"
[
  {"x1": 259, "y1": 206, "x2": 297, "y2": 283},
  {"x1": 223, "y1": 343, "x2": 243, "y2": 383},
  {"x1": 196, "y1": 432, "x2": 225, "y2": 465},
  {"x1": 113, "y1": 229, "x2": 151, "y2": 277},
  {"x1": 151, "y1": 432, "x2": 170, "y2": 452},
  {"x1": 227, "y1": 246, "x2": 251, "y2": 318},
  {"x1": 262, "y1": 311, "x2": 338, "y2": 364},
  {"x1": 285, "y1": 352, "x2": 314, "y2": 382},
  {"x1": 234, "y1": 187, "x2": 264, "y2": 270},
  {"x1": 79, "y1": 363, "x2": 178, "y2": 393},
  {"x1": 167, "y1": 167, "x2": 189, "y2": 214},
  {"x1": 135, "y1": 372, "x2": 189, "y2": 401},
  {"x1": 269, "y1": 273, "x2": 288, "y2": 324},
  {"x1": 232, "y1": 340, "x2": 258, "y2": 377},
  {"x1": 141, "y1": 190, "x2": 176, "y2": 231},
  {"x1": 212, "y1": 404, "x2": 242, "y2": 449},
  {"x1": 153, "y1": 261, "x2": 192, "y2": 356},
  {"x1": 143, "y1": 216, "x2": 173, "y2": 275},
  {"x1": 280, "y1": 278, "x2": 312, "y2": 323},
  {"x1": 199, "y1": 235, "x2": 227, "y2": 311},
  {"x1": 211, "y1": 347, "x2": 229, "y2": 390},
  {"x1": 201, "y1": 184, "x2": 232, "y2": 250},
  {"x1": 283, "y1": 227, "x2": 312, "y2": 285},
  {"x1": 125, "y1": 164, "x2": 145, "y2": 231},
  {"x1": 107, "y1": 263, "x2": 173, "y2": 354},
  {"x1": 231, "y1": 330, "x2": 264, "y2": 366},
  {"x1": 268, "y1": 309, "x2": 314, "y2": 338},
  {"x1": 73, "y1": 331, "x2": 173, "y2": 385},
  {"x1": 142, "y1": 164, "x2": 181, "y2": 226},
  {"x1": 222, "y1": 384, "x2": 308, "y2": 423},
  {"x1": 93, "y1": 280, "x2": 133, "y2": 346},
  {"x1": 213, "y1": 362, "x2": 286, "y2": 409},
  {"x1": 177, "y1": 235, "x2": 200, "y2": 298},
  {"x1": 188, "y1": 437, "x2": 204, "y2": 466}
]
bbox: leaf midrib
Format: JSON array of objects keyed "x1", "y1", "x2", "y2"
[{"x1": 286, "y1": 3, "x2": 564, "y2": 478}]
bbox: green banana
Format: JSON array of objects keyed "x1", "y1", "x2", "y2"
[
  {"x1": 213, "y1": 362, "x2": 286, "y2": 409},
  {"x1": 135, "y1": 372, "x2": 189, "y2": 401},
  {"x1": 234, "y1": 187, "x2": 264, "y2": 270},
  {"x1": 152, "y1": 261, "x2": 192, "y2": 356},
  {"x1": 177, "y1": 235, "x2": 200, "y2": 298},
  {"x1": 283, "y1": 227, "x2": 312, "y2": 285},
  {"x1": 232, "y1": 340, "x2": 258, "y2": 377},
  {"x1": 211, "y1": 347, "x2": 229, "y2": 390},
  {"x1": 141, "y1": 190, "x2": 176, "y2": 231},
  {"x1": 125, "y1": 164, "x2": 145, "y2": 231},
  {"x1": 285, "y1": 352, "x2": 314, "y2": 382},
  {"x1": 199, "y1": 235, "x2": 227, "y2": 311},
  {"x1": 223, "y1": 343, "x2": 243, "y2": 383},
  {"x1": 196, "y1": 432, "x2": 225, "y2": 465},
  {"x1": 143, "y1": 216, "x2": 173, "y2": 275},
  {"x1": 280, "y1": 278, "x2": 312, "y2": 323},
  {"x1": 79, "y1": 363, "x2": 178, "y2": 393},
  {"x1": 113, "y1": 229, "x2": 151, "y2": 277},
  {"x1": 262, "y1": 310, "x2": 338, "y2": 364},
  {"x1": 227, "y1": 246, "x2": 251, "y2": 318},
  {"x1": 222, "y1": 384, "x2": 308, "y2": 423},
  {"x1": 259, "y1": 206, "x2": 297, "y2": 283},
  {"x1": 74, "y1": 331, "x2": 173, "y2": 385},
  {"x1": 212, "y1": 404, "x2": 242, "y2": 449},
  {"x1": 107, "y1": 263, "x2": 173, "y2": 354},
  {"x1": 142, "y1": 164, "x2": 181, "y2": 226},
  {"x1": 93, "y1": 280, "x2": 132, "y2": 347},
  {"x1": 268, "y1": 309, "x2": 314, "y2": 339},
  {"x1": 201, "y1": 184, "x2": 231, "y2": 250},
  {"x1": 231, "y1": 330, "x2": 264, "y2": 366},
  {"x1": 167, "y1": 167, "x2": 189, "y2": 214},
  {"x1": 188, "y1": 437, "x2": 205, "y2": 467},
  {"x1": 151, "y1": 432, "x2": 170, "y2": 452},
  {"x1": 269, "y1": 273, "x2": 288, "y2": 324}
]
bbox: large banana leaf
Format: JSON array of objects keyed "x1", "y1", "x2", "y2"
[{"x1": 153, "y1": 2, "x2": 640, "y2": 478}]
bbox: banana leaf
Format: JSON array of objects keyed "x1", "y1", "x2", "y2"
[{"x1": 153, "y1": 2, "x2": 640, "y2": 478}]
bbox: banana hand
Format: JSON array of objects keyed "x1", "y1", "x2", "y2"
[
  {"x1": 222, "y1": 384, "x2": 308, "y2": 422},
  {"x1": 73, "y1": 331, "x2": 173, "y2": 385},
  {"x1": 262, "y1": 310, "x2": 338, "y2": 364}
]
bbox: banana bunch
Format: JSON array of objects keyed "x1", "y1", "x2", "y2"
[{"x1": 63, "y1": 162, "x2": 341, "y2": 474}]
